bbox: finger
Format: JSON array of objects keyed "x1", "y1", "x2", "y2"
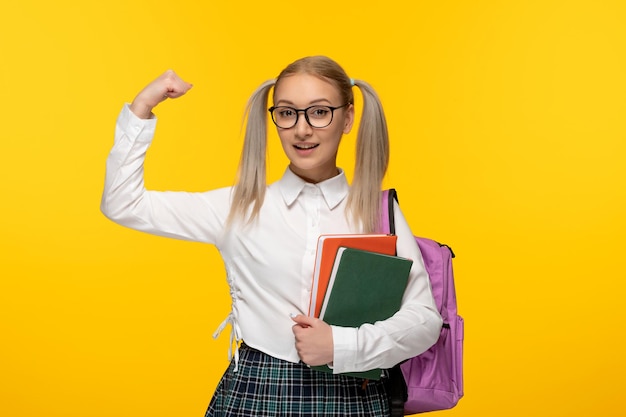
[
  {"x1": 164, "y1": 82, "x2": 193, "y2": 98},
  {"x1": 159, "y1": 70, "x2": 193, "y2": 97}
]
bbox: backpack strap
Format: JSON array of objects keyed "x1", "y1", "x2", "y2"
[
  {"x1": 381, "y1": 188, "x2": 398, "y2": 235},
  {"x1": 387, "y1": 365, "x2": 408, "y2": 417},
  {"x1": 383, "y1": 188, "x2": 456, "y2": 259},
  {"x1": 382, "y1": 189, "x2": 408, "y2": 417}
]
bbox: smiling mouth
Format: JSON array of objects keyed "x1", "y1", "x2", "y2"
[{"x1": 294, "y1": 143, "x2": 319, "y2": 150}]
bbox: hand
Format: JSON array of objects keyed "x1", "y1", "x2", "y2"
[
  {"x1": 291, "y1": 314, "x2": 334, "y2": 366},
  {"x1": 129, "y1": 70, "x2": 193, "y2": 119}
]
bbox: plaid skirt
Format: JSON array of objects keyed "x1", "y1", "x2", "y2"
[{"x1": 205, "y1": 343, "x2": 390, "y2": 417}]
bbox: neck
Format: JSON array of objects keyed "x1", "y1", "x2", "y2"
[{"x1": 289, "y1": 165, "x2": 340, "y2": 184}]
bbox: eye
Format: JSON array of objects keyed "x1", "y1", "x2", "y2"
[
  {"x1": 308, "y1": 106, "x2": 330, "y2": 119},
  {"x1": 278, "y1": 107, "x2": 296, "y2": 118}
]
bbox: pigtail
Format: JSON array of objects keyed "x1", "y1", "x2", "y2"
[
  {"x1": 228, "y1": 57, "x2": 389, "y2": 233},
  {"x1": 347, "y1": 79, "x2": 390, "y2": 233},
  {"x1": 228, "y1": 79, "x2": 276, "y2": 225}
]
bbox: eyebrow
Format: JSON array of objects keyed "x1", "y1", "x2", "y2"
[{"x1": 274, "y1": 98, "x2": 333, "y2": 107}]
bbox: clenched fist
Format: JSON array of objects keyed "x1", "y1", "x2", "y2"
[{"x1": 129, "y1": 70, "x2": 193, "y2": 119}]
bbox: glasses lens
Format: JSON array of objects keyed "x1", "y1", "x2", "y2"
[
  {"x1": 306, "y1": 106, "x2": 333, "y2": 128},
  {"x1": 272, "y1": 107, "x2": 297, "y2": 128}
]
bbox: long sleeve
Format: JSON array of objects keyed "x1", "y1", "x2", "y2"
[
  {"x1": 100, "y1": 104, "x2": 231, "y2": 244},
  {"x1": 330, "y1": 202, "x2": 443, "y2": 374},
  {"x1": 101, "y1": 105, "x2": 441, "y2": 368}
]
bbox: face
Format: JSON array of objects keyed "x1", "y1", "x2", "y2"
[{"x1": 272, "y1": 73, "x2": 354, "y2": 183}]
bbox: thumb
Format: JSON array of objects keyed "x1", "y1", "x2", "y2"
[{"x1": 290, "y1": 313, "x2": 317, "y2": 327}]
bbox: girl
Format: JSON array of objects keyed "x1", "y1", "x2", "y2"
[{"x1": 101, "y1": 56, "x2": 442, "y2": 416}]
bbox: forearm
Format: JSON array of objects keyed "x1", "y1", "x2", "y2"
[
  {"x1": 100, "y1": 104, "x2": 156, "y2": 227},
  {"x1": 101, "y1": 105, "x2": 230, "y2": 244},
  {"x1": 330, "y1": 300, "x2": 442, "y2": 374}
]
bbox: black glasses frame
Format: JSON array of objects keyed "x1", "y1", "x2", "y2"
[{"x1": 268, "y1": 103, "x2": 350, "y2": 129}]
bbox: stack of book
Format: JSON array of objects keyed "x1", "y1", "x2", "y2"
[{"x1": 308, "y1": 234, "x2": 413, "y2": 379}]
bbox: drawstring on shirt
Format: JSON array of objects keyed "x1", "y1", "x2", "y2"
[{"x1": 213, "y1": 311, "x2": 242, "y2": 371}]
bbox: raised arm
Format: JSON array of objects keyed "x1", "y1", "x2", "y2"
[{"x1": 101, "y1": 71, "x2": 230, "y2": 244}]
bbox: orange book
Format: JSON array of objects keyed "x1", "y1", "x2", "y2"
[{"x1": 308, "y1": 234, "x2": 397, "y2": 317}]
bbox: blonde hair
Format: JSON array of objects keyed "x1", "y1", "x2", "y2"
[{"x1": 228, "y1": 56, "x2": 389, "y2": 232}]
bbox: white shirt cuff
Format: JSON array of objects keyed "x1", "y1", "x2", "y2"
[
  {"x1": 330, "y1": 326, "x2": 358, "y2": 374},
  {"x1": 117, "y1": 103, "x2": 157, "y2": 143}
]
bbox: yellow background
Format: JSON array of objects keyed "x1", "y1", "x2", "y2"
[{"x1": 1, "y1": 1, "x2": 625, "y2": 416}]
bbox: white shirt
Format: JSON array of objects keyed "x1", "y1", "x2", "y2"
[{"x1": 101, "y1": 104, "x2": 442, "y2": 374}]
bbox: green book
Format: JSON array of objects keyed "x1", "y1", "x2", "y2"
[{"x1": 314, "y1": 247, "x2": 413, "y2": 380}]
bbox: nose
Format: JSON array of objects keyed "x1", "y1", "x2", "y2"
[{"x1": 294, "y1": 111, "x2": 313, "y2": 137}]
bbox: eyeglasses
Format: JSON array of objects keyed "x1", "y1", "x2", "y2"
[{"x1": 268, "y1": 103, "x2": 350, "y2": 129}]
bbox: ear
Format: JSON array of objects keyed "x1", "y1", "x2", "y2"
[{"x1": 342, "y1": 104, "x2": 355, "y2": 134}]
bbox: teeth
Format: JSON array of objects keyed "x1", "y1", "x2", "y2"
[{"x1": 295, "y1": 144, "x2": 318, "y2": 149}]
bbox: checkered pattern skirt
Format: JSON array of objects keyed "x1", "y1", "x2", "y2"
[{"x1": 205, "y1": 343, "x2": 390, "y2": 417}]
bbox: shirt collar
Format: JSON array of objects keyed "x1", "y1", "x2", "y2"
[{"x1": 278, "y1": 167, "x2": 349, "y2": 210}]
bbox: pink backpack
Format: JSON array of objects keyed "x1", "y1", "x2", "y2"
[{"x1": 381, "y1": 189, "x2": 464, "y2": 415}]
